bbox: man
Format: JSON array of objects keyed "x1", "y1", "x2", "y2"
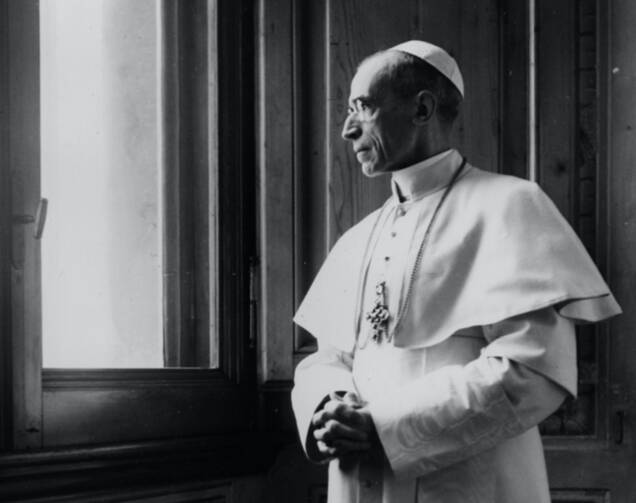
[{"x1": 291, "y1": 41, "x2": 621, "y2": 502}]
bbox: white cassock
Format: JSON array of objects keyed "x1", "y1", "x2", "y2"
[{"x1": 292, "y1": 150, "x2": 621, "y2": 502}]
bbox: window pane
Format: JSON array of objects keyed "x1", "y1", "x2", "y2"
[{"x1": 41, "y1": 0, "x2": 163, "y2": 368}]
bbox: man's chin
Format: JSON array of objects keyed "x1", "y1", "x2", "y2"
[{"x1": 361, "y1": 162, "x2": 387, "y2": 178}]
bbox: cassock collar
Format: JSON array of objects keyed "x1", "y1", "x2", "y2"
[{"x1": 391, "y1": 149, "x2": 460, "y2": 202}]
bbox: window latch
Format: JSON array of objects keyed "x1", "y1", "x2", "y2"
[{"x1": 13, "y1": 198, "x2": 48, "y2": 239}]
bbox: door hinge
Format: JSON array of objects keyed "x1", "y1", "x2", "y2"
[
  {"x1": 614, "y1": 410, "x2": 625, "y2": 445},
  {"x1": 611, "y1": 382, "x2": 632, "y2": 445},
  {"x1": 248, "y1": 256, "x2": 260, "y2": 350}
]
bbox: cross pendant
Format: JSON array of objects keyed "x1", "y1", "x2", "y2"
[{"x1": 365, "y1": 281, "x2": 390, "y2": 342}]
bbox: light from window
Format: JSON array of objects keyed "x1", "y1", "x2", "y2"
[{"x1": 41, "y1": 0, "x2": 163, "y2": 368}]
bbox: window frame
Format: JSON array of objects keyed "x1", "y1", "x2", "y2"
[{"x1": 1, "y1": 0, "x2": 264, "y2": 470}]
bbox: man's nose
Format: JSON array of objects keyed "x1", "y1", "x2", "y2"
[{"x1": 341, "y1": 114, "x2": 361, "y2": 141}]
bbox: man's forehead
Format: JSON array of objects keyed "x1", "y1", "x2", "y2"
[{"x1": 348, "y1": 54, "x2": 393, "y2": 102}]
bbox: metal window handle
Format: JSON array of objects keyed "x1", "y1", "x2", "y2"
[
  {"x1": 12, "y1": 198, "x2": 48, "y2": 239},
  {"x1": 614, "y1": 410, "x2": 625, "y2": 445}
]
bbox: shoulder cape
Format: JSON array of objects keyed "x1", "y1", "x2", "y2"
[{"x1": 294, "y1": 167, "x2": 621, "y2": 353}]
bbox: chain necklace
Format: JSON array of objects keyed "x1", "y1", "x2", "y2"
[{"x1": 356, "y1": 157, "x2": 467, "y2": 349}]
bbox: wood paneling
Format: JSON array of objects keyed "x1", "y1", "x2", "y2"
[
  {"x1": 16, "y1": 482, "x2": 234, "y2": 503},
  {"x1": 4, "y1": 0, "x2": 42, "y2": 451},
  {"x1": 162, "y1": 0, "x2": 197, "y2": 368},
  {"x1": 42, "y1": 370, "x2": 251, "y2": 447},
  {"x1": 0, "y1": 0, "x2": 12, "y2": 452},
  {"x1": 0, "y1": 436, "x2": 276, "y2": 500},
  {"x1": 500, "y1": 0, "x2": 529, "y2": 178},
  {"x1": 605, "y1": 0, "x2": 636, "y2": 498},
  {"x1": 544, "y1": 0, "x2": 636, "y2": 499},
  {"x1": 536, "y1": 0, "x2": 610, "y2": 441},
  {"x1": 217, "y1": 0, "x2": 257, "y2": 384},
  {"x1": 293, "y1": 0, "x2": 328, "y2": 353},
  {"x1": 576, "y1": 0, "x2": 601, "y2": 256},
  {"x1": 257, "y1": 0, "x2": 295, "y2": 382},
  {"x1": 551, "y1": 489, "x2": 610, "y2": 503},
  {"x1": 162, "y1": 0, "x2": 224, "y2": 369},
  {"x1": 537, "y1": 0, "x2": 576, "y2": 219}
]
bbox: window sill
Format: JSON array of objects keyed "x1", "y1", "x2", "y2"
[
  {"x1": 43, "y1": 368, "x2": 229, "y2": 388},
  {"x1": 0, "y1": 433, "x2": 291, "y2": 500}
]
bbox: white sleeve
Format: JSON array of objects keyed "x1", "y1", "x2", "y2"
[
  {"x1": 291, "y1": 342, "x2": 357, "y2": 460},
  {"x1": 368, "y1": 308, "x2": 573, "y2": 479}
]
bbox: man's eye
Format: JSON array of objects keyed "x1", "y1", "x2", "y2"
[{"x1": 347, "y1": 100, "x2": 371, "y2": 115}]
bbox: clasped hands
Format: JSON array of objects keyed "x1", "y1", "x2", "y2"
[{"x1": 311, "y1": 391, "x2": 379, "y2": 462}]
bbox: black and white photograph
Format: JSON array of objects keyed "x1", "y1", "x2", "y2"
[{"x1": 0, "y1": 1, "x2": 634, "y2": 501}]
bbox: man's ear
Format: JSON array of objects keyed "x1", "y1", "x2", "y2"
[{"x1": 413, "y1": 90, "x2": 436, "y2": 125}]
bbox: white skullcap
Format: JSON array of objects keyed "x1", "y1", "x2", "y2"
[{"x1": 388, "y1": 40, "x2": 464, "y2": 97}]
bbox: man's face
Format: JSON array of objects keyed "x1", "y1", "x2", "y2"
[{"x1": 341, "y1": 57, "x2": 420, "y2": 177}]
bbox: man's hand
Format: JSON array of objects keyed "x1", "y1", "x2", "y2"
[{"x1": 311, "y1": 391, "x2": 377, "y2": 460}]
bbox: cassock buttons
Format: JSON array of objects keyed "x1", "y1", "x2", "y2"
[
  {"x1": 391, "y1": 231, "x2": 397, "y2": 238},
  {"x1": 397, "y1": 207, "x2": 406, "y2": 216}
]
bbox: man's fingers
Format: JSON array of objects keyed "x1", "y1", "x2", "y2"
[
  {"x1": 314, "y1": 419, "x2": 369, "y2": 442},
  {"x1": 343, "y1": 391, "x2": 364, "y2": 407},
  {"x1": 331, "y1": 438, "x2": 372, "y2": 451},
  {"x1": 311, "y1": 407, "x2": 330, "y2": 428},
  {"x1": 312, "y1": 400, "x2": 358, "y2": 428},
  {"x1": 322, "y1": 399, "x2": 363, "y2": 425},
  {"x1": 312, "y1": 398, "x2": 372, "y2": 436},
  {"x1": 329, "y1": 391, "x2": 342, "y2": 401},
  {"x1": 316, "y1": 440, "x2": 334, "y2": 455},
  {"x1": 316, "y1": 439, "x2": 370, "y2": 458},
  {"x1": 327, "y1": 390, "x2": 364, "y2": 407}
]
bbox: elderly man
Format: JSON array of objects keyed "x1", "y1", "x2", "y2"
[{"x1": 291, "y1": 41, "x2": 621, "y2": 502}]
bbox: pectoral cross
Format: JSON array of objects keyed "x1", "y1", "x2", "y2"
[{"x1": 365, "y1": 281, "x2": 390, "y2": 342}]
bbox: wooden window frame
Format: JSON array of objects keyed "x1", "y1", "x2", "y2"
[{"x1": 0, "y1": 0, "x2": 282, "y2": 497}]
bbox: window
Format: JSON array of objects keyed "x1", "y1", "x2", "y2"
[
  {"x1": 2, "y1": 0, "x2": 257, "y2": 454},
  {"x1": 41, "y1": 0, "x2": 167, "y2": 369},
  {"x1": 39, "y1": 0, "x2": 230, "y2": 370}
]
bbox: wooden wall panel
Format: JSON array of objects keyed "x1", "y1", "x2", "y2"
[
  {"x1": 500, "y1": 0, "x2": 529, "y2": 179},
  {"x1": 606, "y1": 0, "x2": 636, "y2": 498},
  {"x1": 551, "y1": 489, "x2": 610, "y2": 503},
  {"x1": 0, "y1": 470, "x2": 266, "y2": 502},
  {"x1": 544, "y1": 0, "x2": 636, "y2": 498},
  {"x1": 534, "y1": 0, "x2": 603, "y2": 441},
  {"x1": 37, "y1": 482, "x2": 234, "y2": 503},
  {"x1": 257, "y1": 0, "x2": 295, "y2": 382},
  {"x1": 42, "y1": 373, "x2": 250, "y2": 447},
  {"x1": 537, "y1": 0, "x2": 576, "y2": 220},
  {"x1": 5, "y1": 0, "x2": 42, "y2": 451},
  {"x1": 0, "y1": 0, "x2": 11, "y2": 451},
  {"x1": 414, "y1": 0, "x2": 501, "y2": 174},
  {"x1": 293, "y1": 0, "x2": 328, "y2": 352}
]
